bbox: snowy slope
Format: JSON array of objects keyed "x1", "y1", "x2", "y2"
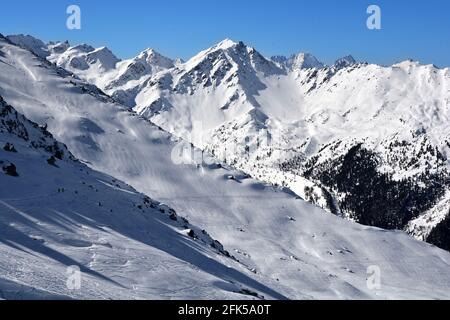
[
  {"x1": 2, "y1": 34, "x2": 450, "y2": 299},
  {"x1": 110, "y1": 39, "x2": 449, "y2": 248},
  {"x1": 0, "y1": 95, "x2": 270, "y2": 300},
  {"x1": 24, "y1": 33, "x2": 450, "y2": 248}
]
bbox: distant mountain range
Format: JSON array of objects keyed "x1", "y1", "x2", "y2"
[
  {"x1": 15, "y1": 33, "x2": 449, "y2": 249},
  {"x1": 1, "y1": 33, "x2": 450, "y2": 299}
]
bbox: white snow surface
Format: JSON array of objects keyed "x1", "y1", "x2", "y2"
[
  {"x1": 1, "y1": 35, "x2": 450, "y2": 299},
  {"x1": 0, "y1": 97, "x2": 263, "y2": 300},
  {"x1": 126, "y1": 39, "x2": 450, "y2": 232}
]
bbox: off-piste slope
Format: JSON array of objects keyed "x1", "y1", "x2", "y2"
[
  {"x1": 0, "y1": 95, "x2": 278, "y2": 299},
  {"x1": 118, "y1": 38, "x2": 450, "y2": 249},
  {"x1": 1, "y1": 34, "x2": 450, "y2": 299}
]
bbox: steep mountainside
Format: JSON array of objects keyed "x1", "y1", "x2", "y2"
[
  {"x1": 128, "y1": 40, "x2": 450, "y2": 250},
  {"x1": 35, "y1": 34, "x2": 450, "y2": 250},
  {"x1": 0, "y1": 95, "x2": 253, "y2": 299},
  {"x1": 2, "y1": 33, "x2": 450, "y2": 298},
  {"x1": 7, "y1": 34, "x2": 176, "y2": 108}
]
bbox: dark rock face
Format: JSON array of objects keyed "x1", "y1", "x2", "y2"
[
  {"x1": 0, "y1": 98, "x2": 29, "y2": 141},
  {"x1": 1, "y1": 95, "x2": 71, "y2": 161},
  {"x1": 2, "y1": 162, "x2": 18, "y2": 176},
  {"x1": 3, "y1": 142, "x2": 17, "y2": 152}
]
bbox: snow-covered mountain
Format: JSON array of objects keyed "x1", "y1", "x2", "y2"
[
  {"x1": 6, "y1": 34, "x2": 50, "y2": 59},
  {"x1": 272, "y1": 53, "x2": 324, "y2": 70},
  {"x1": 50, "y1": 44, "x2": 120, "y2": 74},
  {"x1": 0, "y1": 95, "x2": 257, "y2": 299},
  {"x1": 45, "y1": 39, "x2": 175, "y2": 108},
  {"x1": 333, "y1": 55, "x2": 356, "y2": 70},
  {"x1": 32, "y1": 34, "x2": 450, "y2": 250},
  {"x1": 7, "y1": 35, "x2": 176, "y2": 108},
  {"x1": 63, "y1": 38, "x2": 448, "y2": 251},
  {"x1": 2, "y1": 33, "x2": 450, "y2": 299}
]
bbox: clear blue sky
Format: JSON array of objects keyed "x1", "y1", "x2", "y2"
[{"x1": 1, "y1": 0, "x2": 449, "y2": 66}]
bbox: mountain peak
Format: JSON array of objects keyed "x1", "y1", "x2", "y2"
[
  {"x1": 289, "y1": 52, "x2": 324, "y2": 70},
  {"x1": 272, "y1": 52, "x2": 324, "y2": 70},
  {"x1": 138, "y1": 48, "x2": 157, "y2": 56},
  {"x1": 93, "y1": 46, "x2": 115, "y2": 55},
  {"x1": 133, "y1": 48, "x2": 174, "y2": 69},
  {"x1": 70, "y1": 43, "x2": 96, "y2": 53},
  {"x1": 136, "y1": 48, "x2": 169, "y2": 61},
  {"x1": 6, "y1": 34, "x2": 49, "y2": 58},
  {"x1": 333, "y1": 55, "x2": 356, "y2": 69},
  {"x1": 47, "y1": 41, "x2": 71, "y2": 55},
  {"x1": 214, "y1": 38, "x2": 241, "y2": 50},
  {"x1": 85, "y1": 46, "x2": 120, "y2": 70},
  {"x1": 185, "y1": 38, "x2": 282, "y2": 78}
]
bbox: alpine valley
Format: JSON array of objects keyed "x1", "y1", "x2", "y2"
[{"x1": 1, "y1": 33, "x2": 450, "y2": 299}]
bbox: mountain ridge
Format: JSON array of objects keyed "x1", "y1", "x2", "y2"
[
  {"x1": 21, "y1": 33, "x2": 450, "y2": 250},
  {"x1": 2, "y1": 33, "x2": 450, "y2": 299}
]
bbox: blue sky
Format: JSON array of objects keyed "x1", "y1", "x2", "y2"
[{"x1": 1, "y1": 0, "x2": 449, "y2": 66}]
